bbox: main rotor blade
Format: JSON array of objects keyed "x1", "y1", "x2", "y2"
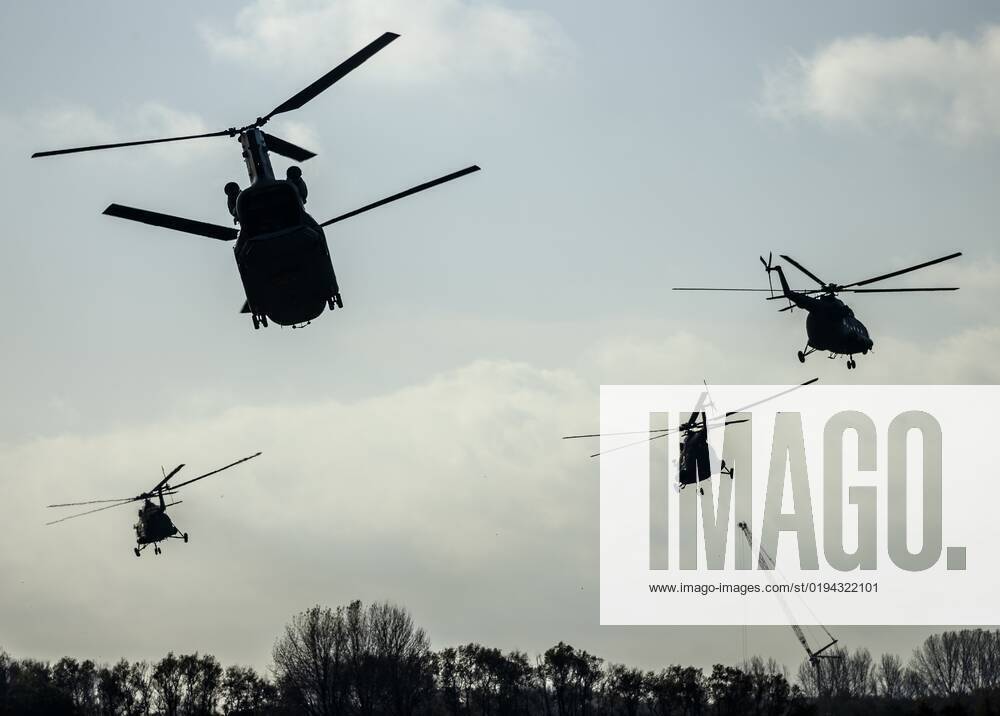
[
  {"x1": 104, "y1": 204, "x2": 238, "y2": 241},
  {"x1": 588, "y1": 416, "x2": 748, "y2": 458},
  {"x1": 563, "y1": 428, "x2": 672, "y2": 440},
  {"x1": 672, "y1": 287, "x2": 814, "y2": 296},
  {"x1": 32, "y1": 129, "x2": 231, "y2": 159},
  {"x1": 262, "y1": 132, "x2": 316, "y2": 162},
  {"x1": 725, "y1": 378, "x2": 819, "y2": 414},
  {"x1": 778, "y1": 255, "x2": 826, "y2": 288},
  {"x1": 46, "y1": 499, "x2": 138, "y2": 526},
  {"x1": 151, "y1": 464, "x2": 185, "y2": 494},
  {"x1": 587, "y1": 379, "x2": 819, "y2": 458},
  {"x1": 168, "y1": 452, "x2": 262, "y2": 491},
  {"x1": 766, "y1": 290, "x2": 823, "y2": 300},
  {"x1": 320, "y1": 165, "x2": 481, "y2": 227},
  {"x1": 47, "y1": 497, "x2": 136, "y2": 508},
  {"x1": 264, "y1": 32, "x2": 400, "y2": 120},
  {"x1": 840, "y1": 253, "x2": 962, "y2": 289},
  {"x1": 845, "y1": 287, "x2": 960, "y2": 293}
]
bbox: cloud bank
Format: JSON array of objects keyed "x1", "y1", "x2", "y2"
[
  {"x1": 762, "y1": 25, "x2": 1000, "y2": 142},
  {"x1": 201, "y1": 0, "x2": 573, "y2": 85}
]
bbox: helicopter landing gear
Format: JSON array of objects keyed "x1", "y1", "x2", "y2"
[
  {"x1": 251, "y1": 313, "x2": 268, "y2": 329},
  {"x1": 847, "y1": 357, "x2": 857, "y2": 370},
  {"x1": 183, "y1": 533, "x2": 188, "y2": 543},
  {"x1": 721, "y1": 460, "x2": 734, "y2": 479},
  {"x1": 699, "y1": 487, "x2": 705, "y2": 496},
  {"x1": 327, "y1": 293, "x2": 343, "y2": 311},
  {"x1": 153, "y1": 545, "x2": 162, "y2": 555},
  {"x1": 797, "y1": 346, "x2": 814, "y2": 363},
  {"x1": 134, "y1": 547, "x2": 141, "y2": 557}
]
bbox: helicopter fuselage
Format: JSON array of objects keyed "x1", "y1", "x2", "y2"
[
  {"x1": 678, "y1": 430, "x2": 709, "y2": 488},
  {"x1": 31, "y1": 32, "x2": 481, "y2": 333},
  {"x1": 677, "y1": 411, "x2": 736, "y2": 490},
  {"x1": 803, "y1": 296, "x2": 874, "y2": 356},
  {"x1": 770, "y1": 265, "x2": 874, "y2": 366},
  {"x1": 233, "y1": 130, "x2": 340, "y2": 328},
  {"x1": 233, "y1": 179, "x2": 340, "y2": 327},
  {"x1": 134, "y1": 500, "x2": 179, "y2": 545}
]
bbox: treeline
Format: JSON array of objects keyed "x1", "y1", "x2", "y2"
[{"x1": 3, "y1": 600, "x2": 1000, "y2": 715}]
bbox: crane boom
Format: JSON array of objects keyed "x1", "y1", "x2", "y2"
[
  {"x1": 738, "y1": 520, "x2": 840, "y2": 712},
  {"x1": 737, "y1": 521, "x2": 837, "y2": 660}
]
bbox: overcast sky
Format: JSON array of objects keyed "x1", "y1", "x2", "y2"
[{"x1": 1, "y1": 0, "x2": 999, "y2": 676}]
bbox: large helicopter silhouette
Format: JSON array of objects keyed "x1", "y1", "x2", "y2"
[
  {"x1": 32, "y1": 32, "x2": 480, "y2": 330},
  {"x1": 674, "y1": 252, "x2": 961, "y2": 369},
  {"x1": 46, "y1": 452, "x2": 261, "y2": 556},
  {"x1": 562, "y1": 380, "x2": 817, "y2": 494}
]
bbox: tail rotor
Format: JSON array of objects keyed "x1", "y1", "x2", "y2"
[{"x1": 760, "y1": 253, "x2": 775, "y2": 298}]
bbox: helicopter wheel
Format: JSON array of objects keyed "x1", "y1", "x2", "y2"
[
  {"x1": 134, "y1": 547, "x2": 141, "y2": 558},
  {"x1": 847, "y1": 358, "x2": 856, "y2": 369},
  {"x1": 260, "y1": 314, "x2": 268, "y2": 328},
  {"x1": 252, "y1": 314, "x2": 260, "y2": 330},
  {"x1": 335, "y1": 294, "x2": 343, "y2": 309},
  {"x1": 183, "y1": 533, "x2": 188, "y2": 543},
  {"x1": 699, "y1": 487, "x2": 704, "y2": 496},
  {"x1": 797, "y1": 351, "x2": 805, "y2": 363}
]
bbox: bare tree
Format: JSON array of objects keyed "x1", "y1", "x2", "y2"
[
  {"x1": 645, "y1": 665, "x2": 704, "y2": 716},
  {"x1": 152, "y1": 653, "x2": 184, "y2": 716},
  {"x1": 178, "y1": 653, "x2": 223, "y2": 715},
  {"x1": 540, "y1": 643, "x2": 603, "y2": 716},
  {"x1": 273, "y1": 600, "x2": 431, "y2": 716},
  {"x1": 365, "y1": 600, "x2": 434, "y2": 715},
  {"x1": 910, "y1": 631, "x2": 964, "y2": 697},
  {"x1": 126, "y1": 660, "x2": 153, "y2": 716},
  {"x1": 272, "y1": 604, "x2": 350, "y2": 716},
  {"x1": 873, "y1": 653, "x2": 905, "y2": 699},
  {"x1": 222, "y1": 665, "x2": 277, "y2": 715},
  {"x1": 603, "y1": 664, "x2": 644, "y2": 716}
]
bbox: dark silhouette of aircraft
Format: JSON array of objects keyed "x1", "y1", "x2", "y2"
[
  {"x1": 562, "y1": 380, "x2": 816, "y2": 493},
  {"x1": 675, "y1": 410, "x2": 737, "y2": 494},
  {"x1": 31, "y1": 32, "x2": 480, "y2": 330},
  {"x1": 673, "y1": 252, "x2": 962, "y2": 369},
  {"x1": 46, "y1": 452, "x2": 261, "y2": 556}
]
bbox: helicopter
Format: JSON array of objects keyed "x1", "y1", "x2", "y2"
[
  {"x1": 31, "y1": 32, "x2": 480, "y2": 330},
  {"x1": 46, "y1": 452, "x2": 261, "y2": 556},
  {"x1": 673, "y1": 252, "x2": 962, "y2": 369},
  {"x1": 562, "y1": 380, "x2": 817, "y2": 494}
]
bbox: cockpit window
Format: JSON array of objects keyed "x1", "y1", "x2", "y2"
[{"x1": 240, "y1": 184, "x2": 301, "y2": 234}]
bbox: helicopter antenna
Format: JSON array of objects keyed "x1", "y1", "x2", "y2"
[{"x1": 701, "y1": 380, "x2": 716, "y2": 416}]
